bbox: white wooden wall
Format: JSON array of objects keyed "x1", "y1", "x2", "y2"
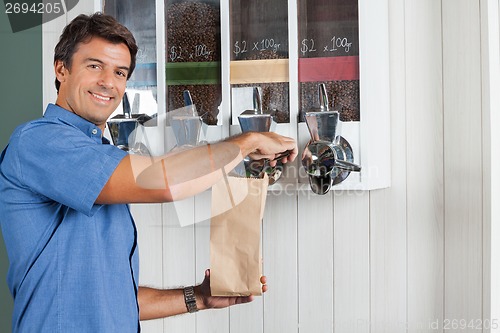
[
  {"x1": 483, "y1": 0, "x2": 500, "y2": 329},
  {"x1": 41, "y1": 0, "x2": 500, "y2": 332}
]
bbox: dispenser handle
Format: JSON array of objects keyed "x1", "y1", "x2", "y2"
[
  {"x1": 122, "y1": 92, "x2": 131, "y2": 118},
  {"x1": 253, "y1": 87, "x2": 263, "y2": 114},
  {"x1": 183, "y1": 90, "x2": 198, "y2": 117},
  {"x1": 183, "y1": 90, "x2": 193, "y2": 106},
  {"x1": 132, "y1": 93, "x2": 140, "y2": 114},
  {"x1": 319, "y1": 83, "x2": 329, "y2": 111},
  {"x1": 334, "y1": 159, "x2": 362, "y2": 172}
]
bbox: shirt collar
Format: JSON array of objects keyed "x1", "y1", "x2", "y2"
[{"x1": 43, "y1": 104, "x2": 108, "y2": 143}]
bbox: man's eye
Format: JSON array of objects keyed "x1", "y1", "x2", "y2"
[
  {"x1": 88, "y1": 64, "x2": 100, "y2": 69},
  {"x1": 116, "y1": 71, "x2": 126, "y2": 77}
]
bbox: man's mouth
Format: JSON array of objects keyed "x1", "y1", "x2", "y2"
[{"x1": 90, "y1": 92, "x2": 112, "y2": 102}]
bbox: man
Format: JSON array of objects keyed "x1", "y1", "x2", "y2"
[{"x1": 0, "y1": 13, "x2": 297, "y2": 332}]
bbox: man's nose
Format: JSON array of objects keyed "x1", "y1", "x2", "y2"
[{"x1": 98, "y1": 70, "x2": 114, "y2": 89}]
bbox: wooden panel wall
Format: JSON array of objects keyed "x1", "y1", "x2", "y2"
[
  {"x1": 298, "y1": 193, "x2": 333, "y2": 332},
  {"x1": 481, "y1": 0, "x2": 500, "y2": 329},
  {"x1": 405, "y1": 1, "x2": 445, "y2": 331},
  {"x1": 40, "y1": 0, "x2": 495, "y2": 332},
  {"x1": 369, "y1": 0, "x2": 407, "y2": 331},
  {"x1": 443, "y1": 1, "x2": 483, "y2": 331}
]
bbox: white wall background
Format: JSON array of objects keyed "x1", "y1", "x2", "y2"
[{"x1": 42, "y1": 0, "x2": 500, "y2": 332}]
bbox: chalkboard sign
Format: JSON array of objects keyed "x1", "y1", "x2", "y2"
[
  {"x1": 231, "y1": 0, "x2": 289, "y2": 61},
  {"x1": 298, "y1": 0, "x2": 360, "y2": 122},
  {"x1": 298, "y1": 0, "x2": 359, "y2": 58},
  {"x1": 166, "y1": 0, "x2": 221, "y2": 64}
]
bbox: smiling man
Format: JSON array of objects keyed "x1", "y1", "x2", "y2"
[
  {"x1": 54, "y1": 35, "x2": 130, "y2": 130},
  {"x1": 0, "y1": 13, "x2": 297, "y2": 332}
]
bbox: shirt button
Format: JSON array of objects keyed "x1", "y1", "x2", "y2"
[{"x1": 92, "y1": 129, "x2": 98, "y2": 135}]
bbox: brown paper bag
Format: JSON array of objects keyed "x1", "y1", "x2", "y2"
[{"x1": 210, "y1": 174, "x2": 268, "y2": 296}]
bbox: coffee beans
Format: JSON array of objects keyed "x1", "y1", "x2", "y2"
[{"x1": 167, "y1": 84, "x2": 221, "y2": 125}]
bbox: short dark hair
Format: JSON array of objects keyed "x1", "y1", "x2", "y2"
[{"x1": 53, "y1": 12, "x2": 138, "y2": 92}]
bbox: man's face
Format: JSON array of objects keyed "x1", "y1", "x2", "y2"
[{"x1": 55, "y1": 37, "x2": 131, "y2": 130}]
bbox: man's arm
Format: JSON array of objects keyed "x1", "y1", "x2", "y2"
[
  {"x1": 138, "y1": 287, "x2": 193, "y2": 320},
  {"x1": 138, "y1": 270, "x2": 267, "y2": 320},
  {"x1": 96, "y1": 131, "x2": 297, "y2": 204}
]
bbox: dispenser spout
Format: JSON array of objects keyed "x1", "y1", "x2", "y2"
[
  {"x1": 237, "y1": 86, "x2": 282, "y2": 185},
  {"x1": 170, "y1": 90, "x2": 204, "y2": 147},
  {"x1": 301, "y1": 83, "x2": 361, "y2": 194},
  {"x1": 238, "y1": 86, "x2": 273, "y2": 133}
]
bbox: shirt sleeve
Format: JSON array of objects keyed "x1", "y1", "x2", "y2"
[{"x1": 15, "y1": 122, "x2": 128, "y2": 216}]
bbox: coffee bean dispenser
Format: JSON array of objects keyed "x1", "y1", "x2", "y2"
[
  {"x1": 107, "y1": 92, "x2": 155, "y2": 155},
  {"x1": 103, "y1": 0, "x2": 391, "y2": 190},
  {"x1": 297, "y1": 0, "x2": 360, "y2": 123},
  {"x1": 301, "y1": 84, "x2": 361, "y2": 194},
  {"x1": 165, "y1": 0, "x2": 222, "y2": 126}
]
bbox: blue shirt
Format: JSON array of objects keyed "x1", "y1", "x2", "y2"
[{"x1": 0, "y1": 104, "x2": 140, "y2": 332}]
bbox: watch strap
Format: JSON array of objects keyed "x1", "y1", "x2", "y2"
[{"x1": 183, "y1": 286, "x2": 198, "y2": 313}]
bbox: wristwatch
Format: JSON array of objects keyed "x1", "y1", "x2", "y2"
[{"x1": 183, "y1": 286, "x2": 198, "y2": 313}]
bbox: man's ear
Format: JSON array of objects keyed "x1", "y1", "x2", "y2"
[{"x1": 54, "y1": 60, "x2": 67, "y2": 83}]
